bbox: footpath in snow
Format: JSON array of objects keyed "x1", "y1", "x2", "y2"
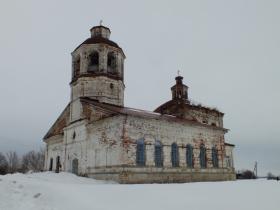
[{"x1": 0, "y1": 172, "x2": 279, "y2": 210}]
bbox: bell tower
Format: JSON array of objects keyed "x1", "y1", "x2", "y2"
[{"x1": 70, "y1": 24, "x2": 125, "y2": 106}]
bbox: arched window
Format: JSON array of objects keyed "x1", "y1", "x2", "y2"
[
  {"x1": 88, "y1": 51, "x2": 99, "y2": 72},
  {"x1": 154, "y1": 140, "x2": 163, "y2": 167},
  {"x1": 49, "y1": 158, "x2": 53, "y2": 171},
  {"x1": 186, "y1": 144, "x2": 193, "y2": 168},
  {"x1": 136, "y1": 139, "x2": 145, "y2": 166},
  {"x1": 212, "y1": 146, "x2": 219, "y2": 168},
  {"x1": 73, "y1": 56, "x2": 80, "y2": 78},
  {"x1": 55, "y1": 156, "x2": 61, "y2": 173},
  {"x1": 200, "y1": 144, "x2": 207, "y2": 168},
  {"x1": 178, "y1": 90, "x2": 182, "y2": 98},
  {"x1": 171, "y1": 143, "x2": 179, "y2": 167},
  {"x1": 107, "y1": 52, "x2": 117, "y2": 74}
]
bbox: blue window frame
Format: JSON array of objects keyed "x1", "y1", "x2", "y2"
[
  {"x1": 200, "y1": 144, "x2": 207, "y2": 168},
  {"x1": 171, "y1": 143, "x2": 179, "y2": 167},
  {"x1": 212, "y1": 147, "x2": 219, "y2": 168},
  {"x1": 186, "y1": 144, "x2": 193, "y2": 168},
  {"x1": 155, "y1": 140, "x2": 163, "y2": 167},
  {"x1": 136, "y1": 139, "x2": 145, "y2": 166}
]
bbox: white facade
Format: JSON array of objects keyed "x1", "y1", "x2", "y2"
[{"x1": 44, "y1": 25, "x2": 235, "y2": 183}]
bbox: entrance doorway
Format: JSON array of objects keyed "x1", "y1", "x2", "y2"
[{"x1": 72, "y1": 159, "x2": 78, "y2": 175}]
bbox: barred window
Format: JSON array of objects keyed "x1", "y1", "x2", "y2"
[
  {"x1": 171, "y1": 143, "x2": 179, "y2": 167},
  {"x1": 155, "y1": 140, "x2": 163, "y2": 167},
  {"x1": 212, "y1": 147, "x2": 219, "y2": 168},
  {"x1": 136, "y1": 139, "x2": 145, "y2": 166},
  {"x1": 186, "y1": 144, "x2": 193, "y2": 168},
  {"x1": 200, "y1": 144, "x2": 207, "y2": 168},
  {"x1": 72, "y1": 158, "x2": 79, "y2": 175}
]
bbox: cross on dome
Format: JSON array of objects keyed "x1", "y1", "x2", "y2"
[{"x1": 177, "y1": 70, "x2": 181, "y2": 76}]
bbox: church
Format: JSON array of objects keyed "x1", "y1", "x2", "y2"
[{"x1": 43, "y1": 25, "x2": 235, "y2": 183}]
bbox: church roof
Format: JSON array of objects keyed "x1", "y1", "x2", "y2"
[
  {"x1": 74, "y1": 36, "x2": 124, "y2": 53},
  {"x1": 43, "y1": 98, "x2": 228, "y2": 141},
  {"x1": 43, "y1": 103, "x2": 70, "y2": 140},
  {"x1": 81, "y1": 98, "x2": 228, "y2": 132},
  {"x1": 154, "y1": 99, "x2": 224, "y2": 115}
]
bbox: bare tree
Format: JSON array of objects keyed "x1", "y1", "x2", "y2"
[
  {"x1": 6, "y1": 151, "x2": 19, "y2": 173},
  {"x1": 267, "y1": 172, "x2": 275, "y2": 179},
  {"x1": 0, "y1": 152, "x2": 8, "y2": 175},
  {"x1": 241, "y1": 170, "x2": 256, "y2": 179},
  {"x1": 38, "y1": 148, "x2": 45, "y2": 171},
  {"x1": 21, "y1": 148, "x2": 45, "y2": 173}
]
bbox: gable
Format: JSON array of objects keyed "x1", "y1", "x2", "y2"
[
  {"x1": 43, "y1": 99, "x2": 120, "y2": 142},
  {"x1": 43, "y1": 104, "x2": 70, "y2": 140}
]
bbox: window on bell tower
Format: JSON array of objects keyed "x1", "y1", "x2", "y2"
[
  {"x1": 74, "y1": 56, "x2": 80, "y2": 78},
  {"x1": 88, "y1": 51, "x2": 99, "y2": 72},
  {"x1": 107, "y1": 52, "x2": 117, "y2": 74}
]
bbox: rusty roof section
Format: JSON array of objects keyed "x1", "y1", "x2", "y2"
[{"x1": 80, "y1": 97, "x2": 228, "y2": 132}]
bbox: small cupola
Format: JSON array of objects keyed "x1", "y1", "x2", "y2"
[
  {"x1": 90, "y1": 25, "x2": 111, "y2": 39},
  {"x1": 171, "y1": 76, "x2": 189, "y2": 102}
]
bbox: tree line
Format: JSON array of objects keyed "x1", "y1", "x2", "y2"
[{"x1": 0, "y1": 149, "x2": 44, "y2": 175}]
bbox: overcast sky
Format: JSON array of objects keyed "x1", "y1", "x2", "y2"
[{"x1": 0, "y1": 0, "x2": 279, "y2": 176}]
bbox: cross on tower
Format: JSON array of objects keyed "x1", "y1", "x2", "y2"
[{"x1": 177, "y1": 70, "x2": 180, "y2": 76}]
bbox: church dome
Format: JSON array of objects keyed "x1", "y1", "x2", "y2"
[
  {"x1": 74, "y1": 25, "x2": 123, "y2": 52},
  {"x1": 74, "y1": 36, "x2": 121, "y2": 51}
]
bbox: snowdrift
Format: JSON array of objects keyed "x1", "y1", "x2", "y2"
[{"x1": 0, "y1": 172, "x2": 279, "y2": 210}]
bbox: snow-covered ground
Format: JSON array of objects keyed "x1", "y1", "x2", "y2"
[{"x1": 0, "y1": 172, "x2": 279, "y2": 210}]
